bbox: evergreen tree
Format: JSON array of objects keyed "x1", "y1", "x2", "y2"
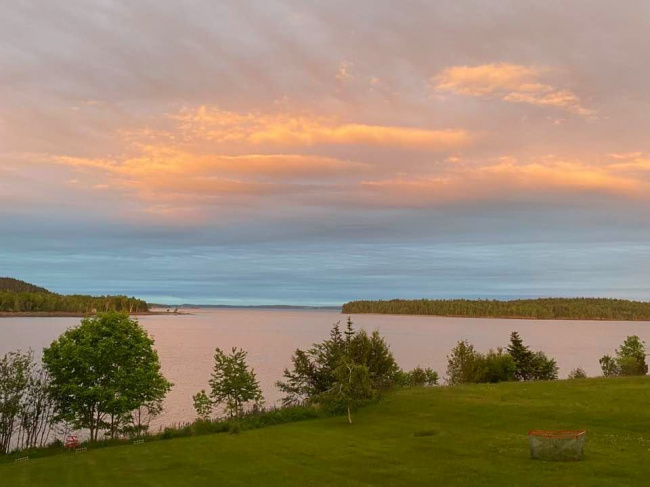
[
  {"x1": 507, "y1": 332, "x2": 535, "y2": 381},
  {"x1": 277, "y1": 319, "x2": 398, "y2": 406}
]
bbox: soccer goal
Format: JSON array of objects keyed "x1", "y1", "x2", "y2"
[{"x1": 528, "y1": 430, "x2": 586, "y2": 461}]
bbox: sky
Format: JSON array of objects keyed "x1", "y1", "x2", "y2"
[{"x1": 1, "y1": 0, "x2": 650, "y2": 305}]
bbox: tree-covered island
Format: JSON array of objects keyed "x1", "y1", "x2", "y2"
[{"x1": 342, "y1": 298, "x2": 650, "y2": 321}]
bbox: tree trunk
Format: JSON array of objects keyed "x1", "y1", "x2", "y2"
[{"x1": 347, "y1": 403, "x2": 352, "y2": 424}]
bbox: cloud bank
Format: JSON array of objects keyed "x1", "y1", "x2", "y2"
[{"x1": 1, "y1": 0, "x2": 650, "y2": 303}]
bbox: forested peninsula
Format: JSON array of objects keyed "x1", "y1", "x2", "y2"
[
  {"x1": 342, "y1": 298, "x2": 650, "y2": 321},
  {"x1": 0, "y1": 277, "x2": 149, "y2": 315}
]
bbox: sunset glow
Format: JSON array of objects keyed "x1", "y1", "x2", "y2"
[{"x1": 1, "y1": 1, "x2": 649, "y2": 303}]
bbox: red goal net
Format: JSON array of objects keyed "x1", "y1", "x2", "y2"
[{"x1": 528, "y1": 430, "x2": 586, "y2": 461}]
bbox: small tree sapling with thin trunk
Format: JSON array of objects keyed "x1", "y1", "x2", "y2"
[{"x1": 194, "y1": 347, "x2": 263, "y2": 420}]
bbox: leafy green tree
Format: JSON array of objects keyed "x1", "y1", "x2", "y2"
[
  {"x1": 277, "y1": 319, "x2": 398, "y2": 406},
  {"x1": 599, "y1": 355, "x2": 618, "y2": 377},
  {"x1": 599, "y1": 336, "x2": 648, "y2": 377},
  {"x1": 192, "y1": 390, "x2": 213, "y2": 421},
  {"x1": 17, "y1": 365, "x2": 55, "y2": 450},
  {"x1": 530, "y1": 351, "x2": 559, "y2": 380},
  {"x1": 395, "y1": 367, "x2": 439, "y2": 387},
  {"x1": 196, "y1": 347, "x2": 263, "y2": 419},
  {"x1": 319, "y1": 359, "x2": 374, "y2": 424},
  {"x1": 42, "y1": 312, "x2": 172, "y2": 441},
  {"x1": 446, "y1": 340, "x2": 483, "y2": 385},
  {"x1": 482, "y1": 348, "x2": 518, "y2": 383},
  {"x1": 0, "y1": 351, "x2": 31, "y2": 454}
]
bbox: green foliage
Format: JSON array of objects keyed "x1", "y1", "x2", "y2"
[
  {"x1": 599, "y1": 355, "x2": 618, "y2": 377},
  {"x1": 0, "y1": 290, "x2": 148, "y2": 314},
  {"x1": 316, "y1": 359, "x2": 374, "y2": 424},
  {"x1": 531, "y1": 351, "x2": 559, "y2": 380},
  {"x1": 395, "y1": 367, "x2": 439, "y2": 387},
  {"x1": 42, "y1": 312, "x2": 172, "y2": 441},
  {"x1": 0, "y1": 351, "x2": 32, "y2": 453},
  {"x1": 342, "y1": 297, "x2": 650, "y2": 320},
  {"x1": 445, "y1": 340, "x2": 484, "y2": 385},
  {"x1": 507, "y1": 332, "x2": 558, "y2": 381},
  {"x1": 228, "y1": 422, "x2": 241, "y2": 435},
  {"x1": 197, "y1": 347, "x2": 263, "y2": 419},
  {"x1": 0, "y1": 350, "x2": 55, "y2": 454},
  {"x1": 599, "y1": 335, "x2": 648, "y2": 377},
  {"x1": 192, "y1": 390, "x2": 213, "y2": 421},
  {"x1": 446, "y1": 334, "x2": 555, "y2": 385},
  {"x1": 0, "y1": 277, "x2": 50, "y2": 294},
  {"x1": 568, "y1": 367, "x2": 588, "y2": 379},
  {"x1": 0, "y1": 278, "x2": 148, "y2": 314},
  {"x1": 481, "y1": 348, "x2": 518, "y2": 383},
  {"x1": 507, "y1": 332, "x2": 534, "y2": 381},
  {"x1": 277, "y1": 319, "x2": 398, "y2": 406}
]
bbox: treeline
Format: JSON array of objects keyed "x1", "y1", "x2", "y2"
[
  {"x1": 0, "y1": 277, "x2": 50, "y2": 294},
  {"x1": 0, "y1": 278, "x2": 148, "y2": 313},
  {"x1": 342, "y1": 298, "x2": 650, "y2": 321},
  {"x1": 0, "y1": 292, "x2": 149, "y2": 314}
]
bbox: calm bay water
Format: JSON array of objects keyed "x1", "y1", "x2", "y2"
[{"x1": 1, "y1": 308, "x2": 649, "y2": 429}]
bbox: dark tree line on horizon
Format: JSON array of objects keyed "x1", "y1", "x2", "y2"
[
  {"x1": 0, "y1": 291, "x2": 149, "y2": 314},
  {"x1": 0, "y1": 277, "x2": 148, "y2": 314},
  {"x1": 342, "y1": 298, "x2": 650, "y2": 321},
  {"x1": 0, "y1": 277, "x2": 50, "y2": 294}
]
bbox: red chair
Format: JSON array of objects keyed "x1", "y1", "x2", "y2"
[{"x1": 65, "y1": 435, "x2": 80, "y2": 449}]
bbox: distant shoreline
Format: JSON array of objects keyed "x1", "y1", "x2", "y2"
[
  {"x1": 342, "y1": 298, "x2": 650, "y2": 322},
  {"x1": 0, "y1": 311, "x2": 190, "y2": 318},
  {"x1": 344, "y1": 312, "x2": 650, "y2": 322}
]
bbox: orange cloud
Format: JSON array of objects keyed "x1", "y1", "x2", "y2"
[
  {"x1": 606, "y1": 152, "x2": 650, "y2": 171},
  {"x1": 359, "y1": 158, "x2": 648, "y2": 208},
  {"x1": 53, "y1": 150, "x2": 368, "y2": 181},
  {"x1": 170, "y1": 107, "x2": 471, "y2": 150},
  {"x1": 433, "y1": 63, "x2": 595, "y2": 117}
]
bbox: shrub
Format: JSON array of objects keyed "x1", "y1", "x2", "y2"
[
  {"x1": 395, "y1": 367, "x2": 439, "y2": 387},
  {"x1": 568, "y1": 367, "x2": 587, "y2": 379},
  {"x1": 192, "y1": 419, "x2": 218, "y2": 436},
  {"x1": 600, "y1": 336, "x2": 648, "y2": 377},
  {"x1": 48, "y1": 439, "x2": 64, "y2": 449},
  {"x1": 446, "y1": 342, "x2": 517, "y2": 385},
  {"x1": 531, "y1": 351, "x2": 559, "y2": 380},
  {"x1": 599, "y1": 355, "x2": 618, "y2": 377},
  {"x1": 228, "y1": 422, "x2": 241, "y2": 435},
  {"x1": 481, "y1": 348, "x2": 517, "y2": 383}
]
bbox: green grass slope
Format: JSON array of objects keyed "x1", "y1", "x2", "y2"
[{"x1": 4, "y1": 377, "x2": 650, "y2": 486}]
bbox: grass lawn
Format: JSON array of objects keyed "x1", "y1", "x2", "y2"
[{"x1": 3, "y1": 377, "x2": 650, "y2": 486}]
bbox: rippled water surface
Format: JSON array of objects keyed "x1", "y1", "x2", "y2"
[{"x1": 2, "y1": 308, "x2": 649, "y2": 428}]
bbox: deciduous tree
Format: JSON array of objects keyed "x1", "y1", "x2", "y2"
[
  {"x1": 42, "y1": 312, "x2": 172, "y2": 441},
  {"x1": 195, "y1": 347, "x2": 263, "y2": 419}
]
